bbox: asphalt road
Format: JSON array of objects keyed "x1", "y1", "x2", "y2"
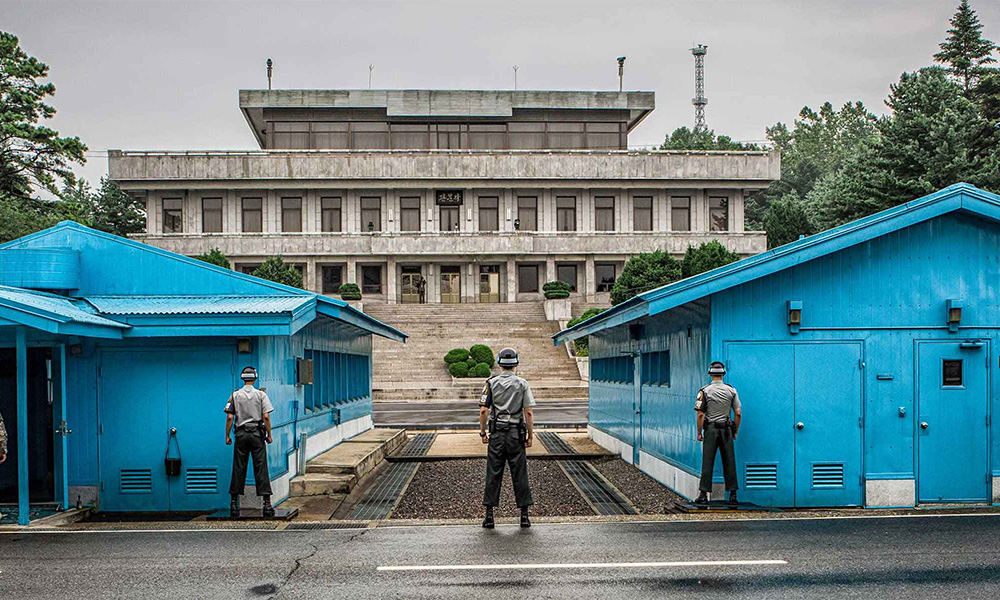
[
  {"x1": 2, "y1": 514, "x2": 999, "y2": 599},
  {"x1": 373, "y1": 399, "x2": 588, "y2": 428}
]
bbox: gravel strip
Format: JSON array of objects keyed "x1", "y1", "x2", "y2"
[
  {"x1": 590, "y1": 456, "x2": 685, "y2": 514},
  {"x1": 390, "y1": 459, "x2": 594, "y2": 519}
]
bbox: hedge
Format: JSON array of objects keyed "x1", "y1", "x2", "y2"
[
  {"x1": 543, "y1": 280, "x2": 571, "y2": 299},
  {"x1": 338, "y1": 283, "x2": 362, "y2": 301},
  {"x1": 449, "y1": 362, "x2": 470, "y2": 378},
  {"x1": 471, "y1": 363, "x2": 492, "y2": 378},
  {"x1": 465, "y1": 357, "x2": 477, "y2": 369},
  {"x1": 444, "y1": 348, "x2": 470, "y2": 364},
  {"x1": 469, "y1": 344, "x2": 494, "y2": 366}
]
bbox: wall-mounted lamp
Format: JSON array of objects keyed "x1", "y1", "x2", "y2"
[
  {"x1": 514, "y1": 218, "x2": 521, "y2": 231},
  {"x1": 237, "y1": 338, "x2": 252, "y2": 354},
  {"x1": 367, "y1": 221, "x2": 375, "y2": 232},
  {"x1": 947, "y1": 298, "x2": 963, "y2": 333},
  {"x1": 787, "y1": 300, "x2": 802, "y2": 334}
]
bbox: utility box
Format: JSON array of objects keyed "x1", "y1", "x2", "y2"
[{"x1": 296, "y1": 358, "x2": 314, "y2": 386}]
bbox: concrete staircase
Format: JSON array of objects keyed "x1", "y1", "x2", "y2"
[{"x1": 288, "y1": 429, "x2": 406, "y2": 497}]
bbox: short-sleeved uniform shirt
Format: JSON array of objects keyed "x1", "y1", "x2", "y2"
[
  {"x1": 694, "y1": 381, "x2": 741, "y2": 423},
  {"x1": 224, "y1": 385, "x2": 274, "y2": 427},
  {"x1": 480, "y1": 370, "x2": 535, "y2": 425}
]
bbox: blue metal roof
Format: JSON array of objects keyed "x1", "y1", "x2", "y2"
[
  {"x1": 0, "y1": 285, "x2": 129, "y2": 337},
  {"x1": 85, "y1": 295, "x2": 312, "y2": 315},
  {"x1": 554, "y1": 183, "x2": 1000, "y2": 344}
]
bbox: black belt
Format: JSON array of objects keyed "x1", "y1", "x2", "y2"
[
  {"x1": 238, "y1": 422, "x2": 263, "y2": 431},
  {"x1": 709, "y1": 419, "x2": 733, "y2": 429}
]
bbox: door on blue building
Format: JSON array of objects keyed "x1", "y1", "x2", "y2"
[
  {"x1": 916, "y1": 340, "x2": 989, "y2": 503},
  {"x1": 99, "y1": 348, "x2": 236, "y2": 512},
  {"x1": 726, "y1": 342, "x2": 863, "y2": 507}
]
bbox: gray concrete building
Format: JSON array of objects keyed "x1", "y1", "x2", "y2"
[{"x1": 110, "y1": 89, "x2": 778, "y2": 304}]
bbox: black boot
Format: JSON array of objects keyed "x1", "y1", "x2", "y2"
[
  {"x1": 728, "y1": 491, "x2": 738, "y2": 507},
  {"x1": 694, "y1": 492, "x2": 709, "y2": 505},
  {"x1": 482, "y1": 507, "x2": 495, "y2": 529},
  {"x1": 520, "y1": 507, "x2": 531, "y2": 528},
  {"x1": 261, "y1": 496, "x2": 275, "y2": 518},
  {"x1": 230, "y1": 494, "x2": 240, "y2": 517}
]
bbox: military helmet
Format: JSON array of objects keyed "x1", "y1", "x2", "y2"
[
  {"x1": 241, "y1": 366, "x2": 259, "y2": 382},
  {"x1": 708, "y1": 361, "x2": 726, "y2": 376},
  {"x1": 497, "y1": 347, "x2": 520, "y2": 368}
]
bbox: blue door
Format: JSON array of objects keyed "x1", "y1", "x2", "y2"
[
  {"x1": 632, "y1": 354, "x2": 642, "y2": 465},
  {"x1": 917, "y1": 341, "x2": 990, "y2": 503},
  {"x1": 100, "y1": 348, "x2": 236, "y2": 512},
  {"x1": 793, "y1": 343, "x2": 863, "y2": 507}
]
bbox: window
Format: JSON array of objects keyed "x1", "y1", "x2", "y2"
[
  {"x1": 434, "y1": 124, "x2": 465, "y2": 149},
  {"x1": 440, "y1": 206, "x2": 460, "y2": 231},
  {"x1": 710, "y1": 196, "x2": 729, "y2": 231},
  {"x1": 361, "y1": 197, "x2": 381, "y2": 232},
  {"x1": 671, "y1": 197, "x2": 691, "y2": 231},
  {"x1": 390, "y1": 124, "x2": 429, "y2": 149},
  {"x1": 271, "y1": 122, "x2": 310, "y2": 149},
  {"x1": 586, "y1": 122, "x2": 623, "y2": 149},
  {"x1": 351, "y1": 122, "x2": 389, "y2": 149},
  {"x1": 591, "y1": 356, "x2": 634, "y2": 384},
  {"x1": 508, "y1": 122, "x2": 545, "y2": 149},
  {"x1": 242, "y1": 198, "x2": 262, "y2": 233},
  {"x1": 321, "y1": 197, "x2": 342, "y2": 232},
  {"x1": 641, "y1": 351, "x2": 670, "y2": 386},
  {"x1": 469, "y1": 124, "x2": 507, "y2": 150},
  {"x1": 518, "y1": 265, "x2": 539, "y2": 293},
  {"x1": 595, "y1": 263, "x2": 616, "y2": 293},
  {"x1": 517, "y1": 197, "x2": 537, "y2": 231},
  {"x1": 478, "y1": 197, "x2": 499, "y2": 231},
  {"x1": 202, "y1": 197, "x2": 222, "y2": 233},
  {"x1": 322, "y1": 266, "x2": 343, "y2": 294},
  {"x1": 556, "y1": 197, "x2": 577, "y2": 232},
  {"x1": 399, "y1": 197, "x2": 421, "y2": 232},
  {"x1": 942, "y1": 359, "x2": 963, "y2": 387},
  {"x1": 239, "y1": 264, "x2": 260, "y2": 275},
  {"x1": 281, "y1": 197, "x2": 302, "y2": 232},
  {"x1": 361, "y1": 265, "x2": 382, "y2": 294},
  {"x1": 311, "y1": 122, "x2": 349, "y2": 149},
  {"x1": 162, "y1": 198, "x2": 183, "y2": 233},
  {"x1": 303, "y1": 349, "x2": 371, "y2": 410},
  {"x1": 557, "y1": 264, "x2": 577, "y2": 292},
  {"x1": 547, "y1": 122, "x2": 586, "y2": 149},
  {"x1": 595, "y1": 197, "x2": 615, "y2": 231},
  {"x1": 633, "y1": 197, "x2": 653, "y2": 231}
]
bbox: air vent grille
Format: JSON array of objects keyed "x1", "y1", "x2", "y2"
[
  {"x1": 812, "y1": 463, "x2": 845, "y2": 488},
  {"x1": 745, "y1": 463, "x2": 778, "y2": 489},
  {"x1": 185, "y1": 468, "x2": 218, "y2": 494},
  {"x1": 120, "y1": 469, "x2": 153, "y2": 494}
]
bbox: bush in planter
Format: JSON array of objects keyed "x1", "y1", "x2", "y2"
[
  {"x1": 338, "y1": 283, "x2": 362, "y2": 301},
  {"x1": 449, "y1": 361, "x2": 470, "y2": 378},
  {"x1": 573, "y1": 338, "x2": 590, "y2": 357},
  {"x1": 465, "y1": 357, "x2": 477, "y2": 369},
  {"x1": 471, "y1": 362, "x2": 492, "y2": 378},
  {"x1": 543, "y1": 280, "x2": 572, "y2": 299},
  {"x1": 444, "y1": 348, "x2": 470, "y2": 364},
  {"x1": 469, "y1": 344, "x2": 494, "y2": 366},
  {"x1": 566, "y1": 307, "x2": 606, "y2": 357}
]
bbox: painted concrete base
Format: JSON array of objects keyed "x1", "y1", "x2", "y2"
[
  {"x1": 68, "y1": 485, "x2": 99, "y2": 508},
  {"x1": 993, "y1": 477, "x2": 1000, "y2": 504},
  {"x1": 636, "y1": 450, "x2": 702, "y2": 501},
  {"x1": 588, "y1": 425, "x2": 634, "y2": 465},
  {"x1": 865, "y1": 479, "x2": 915, "y2": 508},
  {"x1": 241, "y1": 415, "x2": 373, "y2": 507}
]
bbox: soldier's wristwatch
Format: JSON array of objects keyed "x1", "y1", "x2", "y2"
[{"x1": 479, "y1": 431, "x2": 487, "y2": 437}]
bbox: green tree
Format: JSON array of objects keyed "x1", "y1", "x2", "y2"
[
  {"x1": 610, "y1": 250, "x2": 682, "y2": 306},
  {"x1": 0, "y1": 31, "x2": 86, "y2": 199},
  {"x1": 681, "y1": 241, "x2": 740, "y2": 278},
  {"x1": 659, "y1": 127, "x2": 757, "y2": 151},
  {"x1": 566, "y1": 307, "x2": 607, "y2": 357},
  {"x1": 193, "y1": 248, "x2": 231, "y2": 269},
  {"x1": 933, "y1": 0, "x2": 998, "y2": 95},
  {"x1": 88, "y1": 178, "x2": 145, "y2": 236},
  {"x1": 0, "y1": 194, "x2": 89, "y2": 243},
  {"x1": 762, "y1": 195, "x2": 816, "y2": 249},
  {"x1": 252, "y1": 256, "x2": 303, "y2": 289}
]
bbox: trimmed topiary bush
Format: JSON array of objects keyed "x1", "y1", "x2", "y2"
[
  {"x1": 338, "y1": 283, "x2": 361, "y2": 301},
  {"x1": 444, "y1": 348, "x2": 470, "y2": 364},
  {"x1": 469, "y1": 344, "x2": 494, "y2": 367},
  {"x1": 449, "y1": 362, "x2": 469, "y2": 378},
  {"x1": 543, "y1": 280, "x2": 572, "y2": 299},
  {"x1": 465, "y1": 357, "x2": 477, "y2": 369},
  {"x1": 471, "y1": 363, "x2": 492, "y2": 378}
]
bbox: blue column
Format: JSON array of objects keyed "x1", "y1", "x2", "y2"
[{"x1": 16, "y1": 326, "x2": 29, "y2": 525}]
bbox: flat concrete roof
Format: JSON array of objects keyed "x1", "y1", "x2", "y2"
[{"x1": 239, "y1": 89, "x2": 656, "y2": 146}]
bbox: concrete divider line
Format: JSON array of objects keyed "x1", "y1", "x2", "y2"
[{"x1": 377, "y1": 559, "x2": 789, "y2": 572}]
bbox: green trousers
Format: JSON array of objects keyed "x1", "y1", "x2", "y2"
[{"x1": 699, "y1": 424, "x2": 738, "y2": 493}]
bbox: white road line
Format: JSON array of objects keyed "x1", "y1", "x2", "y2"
[{"x1": 378, "y1": 559, "x2": 787, "y2": 572}]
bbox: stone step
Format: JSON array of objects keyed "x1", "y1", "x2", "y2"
[
  {"x1": 289, "y1": 473, "x2": 356, "y2": 496},
  {"x1": 288, "y1": 428, "x2": 406, "y2": 498}
]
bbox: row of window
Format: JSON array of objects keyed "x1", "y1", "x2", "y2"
[
  {"x1": 302, "y1": 350, "x2": 370, "y2": 411},
  {"x1": 592, "y1": 351, "x2": 671, "y2": 387},
  {"x1": 162, "y1": 195, "x2": 729, "y2": 234},
  {"x1": 268, "y1": 121, "x2": 626, "y2": 151}
]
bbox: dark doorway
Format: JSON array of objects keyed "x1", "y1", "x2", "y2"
[{"x1": 0, "y1": 348, "x2": 56, "y2": 503}]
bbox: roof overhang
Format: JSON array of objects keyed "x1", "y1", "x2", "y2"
[{"x1": 316, "y1": 297, "x2": 407, "y2": 343}]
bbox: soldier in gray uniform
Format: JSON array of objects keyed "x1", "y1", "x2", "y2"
[
  {"x1": 694, "y1": 361, "x2": 742, "y2": 506},
  {"x1": 479, "y1": 347, "x2": 535, "y2": 528},
  {"x1": 225, "y1": 366, "x2": 275, "y2": 517}
]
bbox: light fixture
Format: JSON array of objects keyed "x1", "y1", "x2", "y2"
[
  {"x1": 514, "y1": 218, "x2": 521, "y2": 231},
  {"x1": 947, "y1": 299, "x2": 963, "y2": 333},
  {"x1": 367, "y1": 221, "x2": 375, "y2": 232},
  {"x1": 787, "y1": 300, "x2": 802, "y2": 334},
  {"x1": 237, "y1": 338, "x2": 252, "y2": 354}
]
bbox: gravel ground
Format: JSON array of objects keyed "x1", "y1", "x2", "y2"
[
  {"x1": 390, "y1": 459, "x2": 594, "y2": 519},
  {"x1": 590, "y1": 456, "x2": 685, "y2": 514}
]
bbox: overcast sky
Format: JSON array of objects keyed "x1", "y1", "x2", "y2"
[{"x1": 5, "y1": 0, "x2": 999, "y2": 186}]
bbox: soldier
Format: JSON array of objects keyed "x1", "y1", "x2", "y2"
[
  {"x1": 479, "y1": 347, "x2": 535, "y2": 529},
  {"x1": 694, "y1": 361, "x2": 742, "y2": 506},
  {"x1": 225, "y1": 366, "x2": 275, "y2": 517},
  {"x1": 0, "y1": 408, "x2": 6, "y2": 465}
]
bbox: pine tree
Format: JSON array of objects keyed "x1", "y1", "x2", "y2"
[{"x1": 933, "y1": 0, "x2": 998, "y2": 95}]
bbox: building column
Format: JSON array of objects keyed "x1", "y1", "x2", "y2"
[
  {"x1": 386, "y1": 258, "x2": 397, "y2": 304},
  {"x1": 506, "y1": 257, "x2": 517, "y2": 303},
  {"x1": 16, "y1": 326, "x2": 29, "y2": 525},
  {"x1": 585, "y1": 256, "x2": 596, "y2": 303},
  {"x1": 304, "y1": 259, "x2": 318, "y2": 293},
  {"x1": 346, "y1": 258, "x2": 357, "y2": 284},
  {"x1": 545, "y1": 256, "x2": 556, "y2": 285},
  {"x1": 466, "y1": 263, "x2": 477, "y2": 303},
  {"x1": 427, "y1": 263, "x2": 439, "y2": 304}
]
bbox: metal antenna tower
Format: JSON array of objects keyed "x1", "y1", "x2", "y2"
[{"x1": 691, "y1": 44, "x2": 708, "y2": 130}]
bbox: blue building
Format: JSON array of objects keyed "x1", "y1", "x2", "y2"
[
  {"x1": 0, "y1": 222, "x2": 405, "y2": 524},
  {"x1": 555, "y1": 184, "x2": 1000, "y2": 509}
]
